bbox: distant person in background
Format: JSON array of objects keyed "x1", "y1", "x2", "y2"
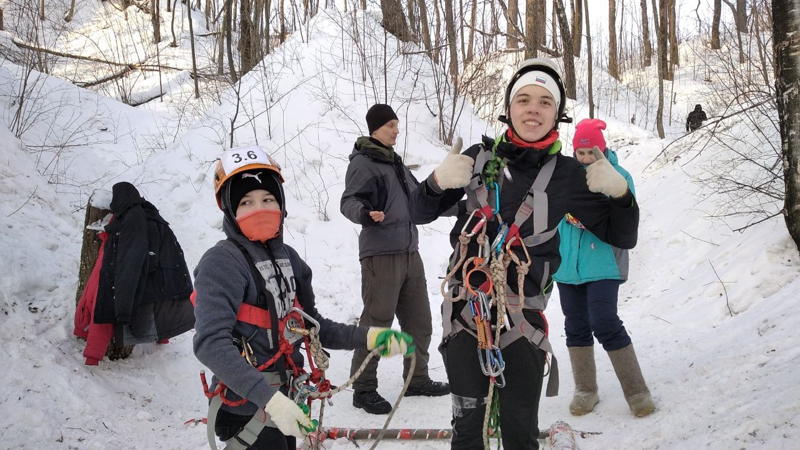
[
  {"x1": 340, "y1": 104, "x2": 451, "y2": 416},
  {"x1": 686, "y1": 104, "x2": 708, "y2": 132},
  {"x1": 553, "y1": 118, "x2": 655, "y2": 418}
]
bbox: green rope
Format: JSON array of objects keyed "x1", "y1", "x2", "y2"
[
  {"x1": 483, "y1": 135, "x2": 506, "y2": 185},
  {"x1": 487, "y1": 388, "x2": 501, "y2": 448}
]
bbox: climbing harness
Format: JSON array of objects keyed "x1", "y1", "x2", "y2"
[
  {"x1": 439, "y1": 138, "x2": 562, "y2": 449},
  {"x1": 196, "y1": 241, "x2": 414, "y2": 450}
]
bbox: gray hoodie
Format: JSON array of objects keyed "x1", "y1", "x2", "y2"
[{"x1": 193, "y1": 219, "x2": 368, "y2": 415}]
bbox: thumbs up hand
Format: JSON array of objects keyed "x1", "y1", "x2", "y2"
[
  {"x1": 586, "y1": 147, "x2": 629, "y2": 198},
  {"x1": 432, "y1": 138, "x2": 474, "y2": 190}
]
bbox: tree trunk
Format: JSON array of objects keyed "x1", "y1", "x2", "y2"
[
  {"x1": 585, "y1": 0, "x2": 594, "y2": 118},
  {"x1": 361, "y1": 0, "x2": 366, "y2": 9},
  {"x1": 40, "y1": 0, "x2": 45, "y2": 21},
  {"x1": 238, "y1": 0, "x2": 254, "y2": 74},
  {"x1": 553, "y1": 0, "x2": 576, "y2": 100},
  {"x1": 773, "y1": 0, "x2": 800, "y2": 254},
  {"x1": 265, "y1": 0, "x2": 271, "y2": 54},
  {"x1": 466, "y1": 0, "x2": 476, "y2": 62},
  {"x1": 418, "y1": 0, "x2": 434, "y2": 62},
  {"x1": 711, "y1": 0, "x2": 721, "y2": 49},
  {"x1": 279, "y1": 0, "x2": 286, "y2": 43},
  {"x1": 0, "y1": 8, "x2": 4, "y2": 31},
  {"x1": 380, "y1": 0, "x2": 411, "y2": 41},
  {"x1": 572, "y1": 0, "x2": 582, "y2": 57},
  {"x1": 653, "y1": 0, "x2": 665, "y2": 138},
  {"x1": 152, "y1": 0, "x2": 161, "y2": 43},
  {"x1": 725, "y1": 0, "x2": 747, "y2": 34},
  {"x1": 507, "y1": 0, "x2": 519, "y2": 49},
  {"x1": 668, "y1": 0, "x2": 678, "y2": 73},
  {"x1": 407, "y1": 0, "x2": 418, "y2": 41},
  {"x1": 225, "y1": 0, "x2": 238, "y2": 82},
  {"x1": 534, "y1": 0, "x2": 546, "y2": 50},
  {"x1": 170, "y1": 0, "x2": 178, "y2": 47},
  {"x1": 433, "y1": 0, "x2": 442, "y2": 62},
  {"x1": 188, "y1": 0, "x2": 200, "y2": 98},
  {"x1": 459, "y1": 0, "x2": 465, "y2": 61},
  {"x1": 65, "y1": 0, "x2": 77, "y2": 22},
  {"x1": 609, "y1": 0, "x2": 619, "y2": 80},
  {"x1": 640, "y1": 0, "x2": 652, "y2": 66},
  {"x1": 444, "y1": 0, "x2": 458, "y2": 84},
  {"x1": 524, "y1": 0, "x2": 536, "y2": 58}
]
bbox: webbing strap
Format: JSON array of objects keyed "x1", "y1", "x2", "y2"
[
  {"x1": 498, "y1": 311, "x2": 559, "y2": 397},
  {"x1": 206, "y1": 371, "x2": 286, "y2": 450},
  {"x1": 507, "y1": 156, "x2": 558, "y2": 241}
]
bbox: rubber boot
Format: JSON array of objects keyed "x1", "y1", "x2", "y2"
[
  {"x1": 567, "y1": 346, "x2": 600, "y2": 416},
  {"x1": 607, "y1": 343, "x2": 656, "y2": 417}
]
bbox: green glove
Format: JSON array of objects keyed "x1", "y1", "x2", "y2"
[{"x1": 366, "y1": 327, "x2": 416, "y2": 357}]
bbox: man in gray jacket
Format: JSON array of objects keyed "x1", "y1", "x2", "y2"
[{"x1": 341, "y1": 104, "x2": 451, "y2": 414}]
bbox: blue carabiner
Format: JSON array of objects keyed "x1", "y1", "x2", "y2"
[{"x1": 491, "y1": 182, "x2": 500, "y2": 215}]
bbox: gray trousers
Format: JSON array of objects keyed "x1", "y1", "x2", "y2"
[{"x1": 350, "y1": 251, "x2": 432, "y2": 391}]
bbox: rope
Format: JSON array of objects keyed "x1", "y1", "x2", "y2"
[{"x1": 301, "y1": 348, "x2": 417, "y2": 450}]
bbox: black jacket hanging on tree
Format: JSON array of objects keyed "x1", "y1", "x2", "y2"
[{"x1": 94, "y1": 182, "x2": 195, "y2": 343}]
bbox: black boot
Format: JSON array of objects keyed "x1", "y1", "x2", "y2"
[
  {"x1": 353, "y1": 390, "x2": 392, "y2": 415},
  {"x1": 404, "y1": 379, "x2": 450, "y2": 397}
]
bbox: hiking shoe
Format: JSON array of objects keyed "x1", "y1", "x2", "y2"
[
  {"x1": 404, "y1": 379, "x2": 450, "y2": 397},
  {"x1": 353, "y1": 390, "x2": 392, "y2": 415}
]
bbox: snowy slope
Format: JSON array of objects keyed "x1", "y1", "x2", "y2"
[{"x1": 1, "y1": 5, "x2": 799, "y2": 450}]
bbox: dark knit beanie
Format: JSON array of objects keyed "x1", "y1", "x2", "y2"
[
  {"x1": 227, "y1": 168, "x2": 283, "y2": 215},
  {"x1": 366, "y1": 104, "x2": 399, "y2": 135}
]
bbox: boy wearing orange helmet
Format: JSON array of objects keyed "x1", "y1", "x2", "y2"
[{"x1": 193, "y1": 146, "x2": 414, "y2": 449}]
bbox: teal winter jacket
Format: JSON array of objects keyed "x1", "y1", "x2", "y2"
[{"x1": 553, "y1": 149, "x2": 636, "y2": 284}]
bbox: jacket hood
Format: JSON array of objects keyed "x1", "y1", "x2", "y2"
[
  {"x1": 351, "y1": 136, "x2": 396, "y2": 163},
  {"x1": 110, "y1": 182, "x2": 150, "y2": 217}
]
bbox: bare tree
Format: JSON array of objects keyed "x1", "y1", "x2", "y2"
[
  {"x1": 711, "y1": 0, "x2": 721, "y2": 49},
  {"x1": 609, "y1": 0, "x2": 619, "y2": 80},
  {"x1": 64, "y1": 0, "x2": 77, "y2": 22},
  {"x1": 40, "y1": 0, "x2": 44, "y2": 21},
  {"x1": 225, "y1": 0, "x2": 238, "y2": 82},
  {"x1": 507, "y1": 0, "x2": 519, "y2": 49},
  {"x1": 639, "y1": 0, "x2": 652, "y2": 67},
  {"x1": 239, "y1": 0, "x2": 256, "y2": 74},
  {"x1": 653, "y1": 0, "x2": 666, "y2": 137},
  {"x1": 407, "y1": 0, "x2": 418, "y2": 40},
  {"x1": 279, "y1": 0, "x2": 286, "y2": 43},
  {"x1": 466, "y1": 0, "x2": 477, "y2": 62},
  {"x1": 774, "y1": 0, "x2": 800, "y2": 253},
  {"x1": 524, "y1": 0, "x2": 536, "y2": 58},
  {"x1": 188, "y1": 0, "x2": 200, "y2": 98},
  {"x1": 381, "y1": 0, "x2": 411, "y2": 41},
  {"x1": 418, "y1": 0, "x2": 434, "y2": 61},
  {"x1": 1, "y1": 7, "x2": 5, "y2": 31},
  {"x1": 668, "y1": 0, "x2": 678, "y2": 72},
  {"x1": 572, "y1": 0, "x2": 583, "y2": 57},
  {"x1": 724, "y1": 0, "x2": 747, "y2": 34},
  {"x1": 170, "y1": 0, "x2": 178, "y2": 47},
  {"x1": 554, "y1": 0, "x2": 576, "y2": 99},
  {"x1": 152, "y1": 0, "x2": 161, "y2": 43},
  {"x1": 444, "y1": 0, "x2": 458, "y2": 83},
  {"x1": 585, "y1": 0, "x2": 594, "y2": 118}
]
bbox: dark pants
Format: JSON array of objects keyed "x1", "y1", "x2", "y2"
[
  {"x1": 350, "y1": 251, "x2": 432, "y2": 391},
  {"x1": 214, "y1": 409, "x2": 295, "y2": 450},
  {"x1": 444, "y1": 331, "x2": 545, "y2": 449},
  {"x1": 557, "y1": 280, "x2": 631, "y2": 351}
]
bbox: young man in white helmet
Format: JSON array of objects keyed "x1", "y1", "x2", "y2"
[
  {"x1": 193, "y1": 146, "x2": 415, "y2": 449},
  {"x1": 408, "y1": 59, "x2": 641, "y2": 449}
]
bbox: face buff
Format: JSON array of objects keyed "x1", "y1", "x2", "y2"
[{"x1": 236, "y1": 209, "x2": 282, "y2": 242}]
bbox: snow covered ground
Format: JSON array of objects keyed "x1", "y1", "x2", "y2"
[{"x1": 1, "y1": 4, "x2": 798, "y2": 449}]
